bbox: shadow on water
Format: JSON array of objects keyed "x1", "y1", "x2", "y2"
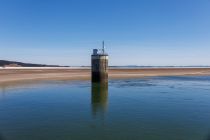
[
  {"x1": 0, "y1": 133, "x2": 5, "y2": 140},
  {"x1": 205, "y1": 133, "x2": 210, "y2": 140},
  {"x1": 91, "y1": 82, "x2": 108, "y2": 117},
  {"x1": 109, "y1": 79, "x2": 156, "y2": 88}
]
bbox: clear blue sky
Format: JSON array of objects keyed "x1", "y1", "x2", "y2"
[{"x1": 0, "y1": 0, "x2": 209, "y2": 66}]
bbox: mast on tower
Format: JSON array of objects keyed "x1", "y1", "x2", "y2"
[{"x1": 102, "y1": 41, "x2": 105, "y2": 54}]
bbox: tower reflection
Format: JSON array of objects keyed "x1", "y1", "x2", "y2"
[{"x1": 91, "y1": 82, "x2": 108, "y2": 117}]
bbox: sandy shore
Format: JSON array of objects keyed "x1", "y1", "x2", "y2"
[{"x1": 0, "y1": 68, "x2": 210, "y2": 84}]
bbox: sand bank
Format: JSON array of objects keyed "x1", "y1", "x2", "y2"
[{"x1": 0, "y1": 68, "x2": 210, "y2": 84}]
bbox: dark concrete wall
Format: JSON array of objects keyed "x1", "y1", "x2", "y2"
[{"x1": 91, "y1": 55, "x2": 108, "y2": 83}]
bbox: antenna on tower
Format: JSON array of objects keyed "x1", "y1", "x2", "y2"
[{"x1": 102, "y1": 41, "x2": 105, "y2": 54}]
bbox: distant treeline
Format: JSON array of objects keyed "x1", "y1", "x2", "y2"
[
  {"x1": 0, "y1": 60, "x2": 68, "y2": 67},
  {"x1": 110, "y1": 66, "x2": 210, "y2": 68},
  {"x1": 81, "y1": 66, "x2": 210, "y2": 68}
]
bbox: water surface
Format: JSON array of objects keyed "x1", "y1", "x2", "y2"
[{"x1": 0, "y1": 76, "x2": 210, "y2": 140}]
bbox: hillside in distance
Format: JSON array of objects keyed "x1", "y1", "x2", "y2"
[{"x1": 0, "y1": 60, "x2": 67, "y2": 67}]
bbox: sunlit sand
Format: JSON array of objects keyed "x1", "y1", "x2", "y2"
[{"x1": 0, "y1": 67, "x2": 210, "y2": 84}]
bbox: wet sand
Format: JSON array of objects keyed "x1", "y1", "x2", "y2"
[{"x1": 0, "y1": 68, "x2": 210, "y2": 84}]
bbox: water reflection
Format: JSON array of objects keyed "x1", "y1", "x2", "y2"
[
  {"x1": 0, "y1": 133, "x2": 5, "y2": 140},
  {"x1": 206, "y1": 133, "x2": 210, "y2": 140},
  {"x1": 91, "y1": 82, "x2": 108, "y2": 117},
  {"x1": 0, "y1": 82, "x2": 41, "y2": 100}
]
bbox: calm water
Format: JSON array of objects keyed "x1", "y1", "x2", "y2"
[{"x1": 0, "y1": 76, "x2": 210, "y2": 140}]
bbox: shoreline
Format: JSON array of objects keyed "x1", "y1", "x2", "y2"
[{"x1": 0, "y1": 68, "x2": 210, "y2": 84}]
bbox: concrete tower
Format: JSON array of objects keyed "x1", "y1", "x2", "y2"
[{"x1": 91, "y1": 41, "x2": 108, "y2": 83}]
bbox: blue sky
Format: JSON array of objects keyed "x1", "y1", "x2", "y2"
[{"x1": 0, "y1": 0, "x2": 209, "y2": 66}]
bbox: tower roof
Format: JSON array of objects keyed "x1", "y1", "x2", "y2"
[{"x1": 92, "y1": 41, "x2": 108, "y2": 56}]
